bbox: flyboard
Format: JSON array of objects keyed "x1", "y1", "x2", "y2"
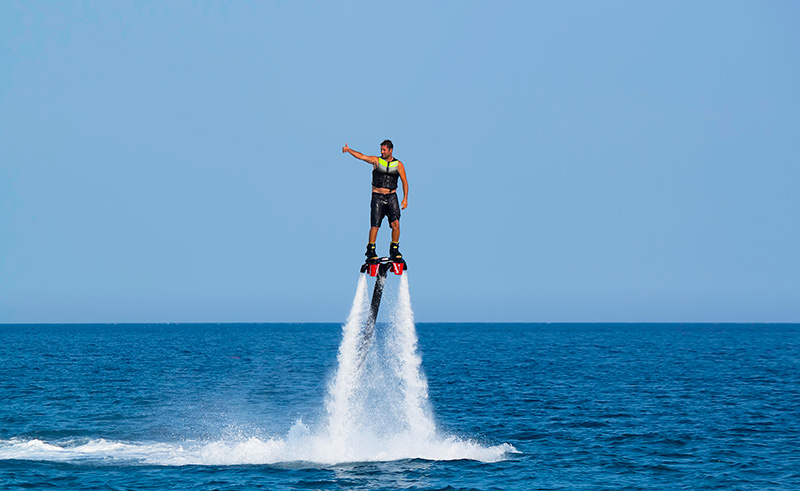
[{"x1": 358, "y1": 256, "x2": 408, "y2": 356}]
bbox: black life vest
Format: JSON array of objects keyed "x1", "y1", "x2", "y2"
[{"x1": 371, "y1": 158, "x2": 400, "y2": 190}]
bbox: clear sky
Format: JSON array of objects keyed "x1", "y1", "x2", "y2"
[{"x1": 1, "y1": 1, "x2": 798, "y2": 323}]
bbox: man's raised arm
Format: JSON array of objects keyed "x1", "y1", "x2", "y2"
[{"x1": 342, "y1": 143, "x2": 379, "y2": 165}]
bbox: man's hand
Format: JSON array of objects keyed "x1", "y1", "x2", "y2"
[
  {"x1": 401, "y1": 198, "x2": 408, "y2": 210},
  {"x1": 342, "y1": 143, "x2": 350, "y2": 154}
]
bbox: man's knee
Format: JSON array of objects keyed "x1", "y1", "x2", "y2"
[{"x1": 389, "y1": 220, "x2": 400, "y2": 230}]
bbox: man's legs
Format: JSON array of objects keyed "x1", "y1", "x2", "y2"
[{"x1": 367, "y1": 222, "x2": 401, "y2": 259}]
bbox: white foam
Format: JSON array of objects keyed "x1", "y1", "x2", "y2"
[
  {"x1": 0, "y1": 437, "x2": 178, "y2": 464},
  {"x1": 0, "y1": 433, "x2": 516, "y2": 466}
]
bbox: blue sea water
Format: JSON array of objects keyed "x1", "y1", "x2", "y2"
[{"x1": 1, "y1": 320, "x2": 799, "y2": 490}]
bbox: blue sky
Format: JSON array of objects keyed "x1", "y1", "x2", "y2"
[{"x1": 1, "y1": 1, "x2": 798, "y2": 323}]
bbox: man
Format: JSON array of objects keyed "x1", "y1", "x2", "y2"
[{"x1": 342, "y1": 139, "x2": 408, "y2": 261}]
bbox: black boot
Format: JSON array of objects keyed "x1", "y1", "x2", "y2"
[
  {"x1": 389, "y1": 242, "x2": 402, "y2": 260},
  {"x1": 365, "y1": 242, "x2": 378, "y2": 260}
]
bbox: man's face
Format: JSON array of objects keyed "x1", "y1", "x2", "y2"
[{"x1": 380, "y1": 145, "x2": 391, "y2": 159}]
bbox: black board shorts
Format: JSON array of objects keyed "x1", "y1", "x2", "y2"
[{"x1": 370, "y1": 192, "x2": 401, "y2": 228}]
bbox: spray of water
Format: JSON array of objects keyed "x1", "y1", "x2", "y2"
[
  {"x1": 387, "y1": 274, "x2": 436, "y2": 440},
  {"x1": 324, "y1": 273, "x2": 369, "y2": 452},
  {"x1": 321, "y1": 273, "x2": 439, "y2": 459},
  {"x1": 314, "y1": 273, "x2": 515, "y2": 463}
]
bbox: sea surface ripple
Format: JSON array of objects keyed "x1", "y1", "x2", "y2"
[{"x1": 1, "y1": 323, "x2": 798, "y2": 490}]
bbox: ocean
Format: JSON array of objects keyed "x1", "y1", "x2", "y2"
[{"x1": 1, "y1": 277, "x2": 798, "y2": 490}]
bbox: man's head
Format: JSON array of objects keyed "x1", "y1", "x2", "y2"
[{"x1": 380, "y1": 139, "x2": 393, "y2": 159}]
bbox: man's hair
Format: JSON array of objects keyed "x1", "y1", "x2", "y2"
[{"x1": 380, "y1": 139, "x2": 393, "y2": 150}]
